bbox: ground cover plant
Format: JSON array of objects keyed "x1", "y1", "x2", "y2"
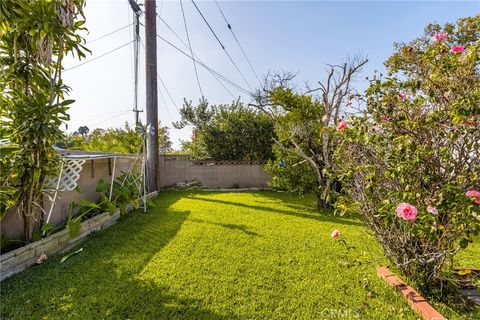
[{"x1": 1, "y1": 191, "x2": 478, "y2": 319}]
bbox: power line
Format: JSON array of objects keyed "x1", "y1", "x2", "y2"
[
  {"x1": 86, "y1": 23, "x2": 133, "y2": 44},
  {"x1": 73, "y1": 108, "x2": 132, "y2": 121},
  {"x1": 157, "y1": 84, "x2": 174, "y2": 124},
  {"x1": 88, "y1": 109, "x2": 132, "y2": 127},
  {"x1": 179, "y1": 0, "x2": 204, "y2": 97},
  {"x1": 156, "y1": 14, "x2": 236, "y2": 99},
  {"x1": 189, "y1": 0, "x2": 254, "y2": 92},
  {"x1": 214, "y1": 0, "x2": 262, "y2": 86},
  {"x1": 155, "y1": 33, "x2": 252, "y2": 96},
  {"x1": 139, "y1": 39, "x2": 181, "y2": 111},
  {"x1": 64, "y1": 41, "x2": 134, "y2": 72}
]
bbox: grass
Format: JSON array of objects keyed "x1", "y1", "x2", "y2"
[{"x1": 0, "y1": 190, "x2": 478, "y2": 319}]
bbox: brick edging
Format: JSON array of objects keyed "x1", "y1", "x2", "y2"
[
  {"x1": 376, "y1": 266, "x2": 446, "y2": 320},
  {"x1": 0, "y1": 192, "x2": 158, "y2": 282}
]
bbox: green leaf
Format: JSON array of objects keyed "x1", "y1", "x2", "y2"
[
  {"x1": 41, "y1": 223, "x2": 54, "y2": 235},
  {"x1": 67, "y1": 218, "x2": 81, "y2": 239},
  {"x1": 96, "y1": 179, "x2": 109, "y2": 193},
  {"x1": 77, "y1": 200, "x2": 100, "y2": 209},
  {"x1": 60, "y1": 248, "x2": 83, "y2": 263}
]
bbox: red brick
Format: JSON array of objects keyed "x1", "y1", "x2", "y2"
[{"x1": 377, "y1": 266, "x2": 446, "y2": 320}]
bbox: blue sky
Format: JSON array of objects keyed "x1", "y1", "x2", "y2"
[{"x1": 62, "y1": 0, "x2": 479, "y2": 148}]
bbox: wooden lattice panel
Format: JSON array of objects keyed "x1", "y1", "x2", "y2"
[{"x1": 44, "y1": 159, "x2": 86, "y2": 191}]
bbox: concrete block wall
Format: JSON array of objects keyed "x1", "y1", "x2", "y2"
[{"x1": 158, "y1": 155, "x2": 270, "y2": 189}]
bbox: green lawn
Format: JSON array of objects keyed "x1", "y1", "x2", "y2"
[{"x1": 1, "y1": 190, "x2": 478, "y2": 319}]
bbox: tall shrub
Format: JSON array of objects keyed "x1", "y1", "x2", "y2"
[
  {"x1": 0, "y1": 0, "x2": 89, "y2": 241},
  {"x1": 253, "y1": 57, "x2": 367, "y2": 208},
  {"x1": 334, "y1": 15, "x2": 480, "y2": 297}
]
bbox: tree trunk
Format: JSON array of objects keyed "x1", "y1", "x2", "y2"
[{"x1": 316, "y1": 178, "x2": 332, "y2": 210}]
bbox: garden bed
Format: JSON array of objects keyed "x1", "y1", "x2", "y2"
[{"x1": 0, "y1": 192, "x2": 157, "y2": 281}]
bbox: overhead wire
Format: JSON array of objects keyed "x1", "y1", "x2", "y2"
[
  {"x1": 86, "y1": 23, "x2": 133, "y2": 44},
  {"x1": 213, "y1": 0, "x2": 262, "y2": 86},
  {"x1": 189, "y1": 0, "x2": 254, "y2": 92},
  {"x1": 139, "y1": 39, "x2": 180, "y2": 112},
  {"x1": 73, "y1": 108, "x2": 132, "y2": 121},
  {"x1": 155, "y1": 33, "x2": 252, "y2": 96},
  {"x1": 64, "y1": 40, "x2": 134, "y2": 72},
  {"x1": 86, "y1": 109, "x2": 132, "y2": 128},
  {"x1": 179, "y1": 0, "x2": 204, "y2": 97},
  {"x1": 156, "y1": 13, "x2": 236, "y2": 99}
]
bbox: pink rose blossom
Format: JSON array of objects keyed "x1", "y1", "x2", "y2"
[
  {"x1": 466, "y1": 190, "x2": 480, "y2": 205},
  {"x1": 450, "y1": 45, "x2": 465, "y2": 53},
  {"x1": 396, "y1": 203, "x2": 418, "y2": 221},
  {"x1": 427, "y1": 205, "x2": 438, "y2": 215},
  {"x1": 331, "y1": 229, "x2": 340, "y2": 239},
  {"x1": 432, "y1": 32, "x2": 447, "y2": 42},
  {"x1": 399, "y1": 93, "x2": 407, "y2": 101},
  {"x1": 336, "y1": 121, "x2": 347, "y2": 131}
]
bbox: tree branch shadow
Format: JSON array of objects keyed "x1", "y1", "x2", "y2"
[{"x1": 184, "y1": 195, "x2": 363, "y2": 227}]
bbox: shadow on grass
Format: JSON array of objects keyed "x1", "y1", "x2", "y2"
[
  {"x1": 188, "y1": 217, "x2": 259, "y2": 237},
  {"x1": 0, "y1": 192, "x2": 237, "y2": 319},
  {"x1": 184, "y1": 195, "x2": 363, "y2": 227}
]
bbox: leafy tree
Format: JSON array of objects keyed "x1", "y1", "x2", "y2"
[
  {"x1": 0, "y1": 0, "x2": 89, "y2": 241},
  {"x1": 264, "y1": 145, "x2": 317, "y2": 194},
  {"x1": 179, "y1": 99, "x2": 276, "y2": 161},
  {"x1": 66, "y1": 122, "x2": 172, "y2": 154},
  {"x1": 334, "y1": 15, "x2": 480, "y2": 299},
  {"x1": 173, "y1": 97, "x2": 216, "y2": 130},
  {"x1": 253, "y1": 58, "x2": 367, "y2": 209},
  {"x1": 77, "y1": 125, "x2": 89, "y2": 138}
]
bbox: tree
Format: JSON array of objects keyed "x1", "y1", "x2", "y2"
[
  {"x1": 253, "y1": 57, "x2": 367, "y2": 209},
  {"x1": 178, "y1": 99, "x2": 276, "y2": 161},
  {"x1": 77, "y1": 125, "x2": 89, "y2": 138},
  {"x1": 334, "y1": 15, "x2": 480, "y2": 298},
  {"x1": 0, "y1": 0, "x2": 89, "y2": 241},
  {"x1": 65, "y1": 122, "x2": 172, "y2": 154},
  {"x1": 173, "y1": 97, "x2": 216, "y2": 130}
]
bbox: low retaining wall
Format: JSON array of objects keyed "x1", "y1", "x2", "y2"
[{"x1": 0, "y1": 192, "x2": 157, "y2": 282}]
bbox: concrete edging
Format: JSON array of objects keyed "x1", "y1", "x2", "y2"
[
  {"x1": 376, "y1": 266, "x2": 446, "y2": 320},
  {"x1": 0, "y1": 191, "x2": 158, "y2": 282}
]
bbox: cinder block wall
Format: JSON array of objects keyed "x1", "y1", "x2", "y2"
[{"x1": 158, "y1": 155, "x2": 271, "y2": 189}]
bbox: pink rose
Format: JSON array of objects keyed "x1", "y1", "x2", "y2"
[
  {"x1": 336, "y1": 121, "x2": 347, "y2": 131},
  {"x1": 396, "y1": 203, "x2": 418, "y2": 221},
  {"x1": 450, "y1": 45, "x2": 465, "y2": 53},
  {"x1": 466, "y1": 190, "x2": 480, "y2": 205},
  {"x1": 427, "y1": 205, "x2": 438, "y2": 215},
  {"x1": 432, "y1": 32, "x2": 447, "y2": 42},
  {"x1": 331, "y1": 229, "x2": 340, "y2": 239},
  {"x1": 399, "y1": 93, "x2": 407, "y2": 101}
]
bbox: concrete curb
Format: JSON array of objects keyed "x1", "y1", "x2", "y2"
[{"x1": 376, "y1": 266, "x2": 446, "y2": 320}]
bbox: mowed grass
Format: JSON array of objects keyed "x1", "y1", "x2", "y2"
[{"x1": 1, "y1": 190, "x2": 478, "y2": 319}]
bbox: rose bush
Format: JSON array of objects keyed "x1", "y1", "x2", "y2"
[{"x1": 334, "y1": 15, "x2": 480, "y2": 299}]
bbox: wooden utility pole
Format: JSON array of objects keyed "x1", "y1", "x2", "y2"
[{"x1": 144, "y1": 0, "x2": 159, "y2": 192}]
